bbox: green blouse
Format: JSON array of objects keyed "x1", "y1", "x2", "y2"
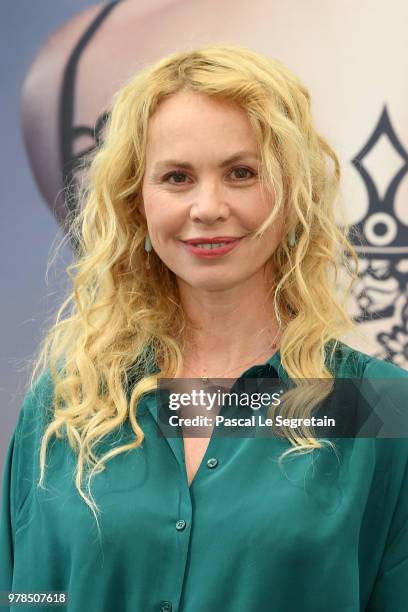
[{"x1": 1, "y1": 341, "x2": 407, "y2": 611}]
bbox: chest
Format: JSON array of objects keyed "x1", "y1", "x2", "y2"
[{"x1": 183, "y1": 436, "x2": 212, "y2": 487}]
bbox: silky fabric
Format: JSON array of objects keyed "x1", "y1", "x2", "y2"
[{"x1": 0, "y1": 341, "x2": 407, "y2": 611}]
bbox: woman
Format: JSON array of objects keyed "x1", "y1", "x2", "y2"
[{"x1": 1, "y1": 44, "x2": 407, "y2": 612}]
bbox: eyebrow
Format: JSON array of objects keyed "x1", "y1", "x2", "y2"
[{"x1": 152, "y1": 150, "x2": 259, "y2": 172}]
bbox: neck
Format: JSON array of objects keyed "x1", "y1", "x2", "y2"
[{"x1": 177, "y1": 274, "x2": 281, "y2": 374}]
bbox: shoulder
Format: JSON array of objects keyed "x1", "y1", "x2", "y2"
[
  {"x1": 330, "y1": 339, "x2": 408, "y2": 379},
  {"x1": 330, "y1": 340, "x2": 408, "y2": 460},
  {"x1": 17, "y1": 369, "x2": 55, "y2": 436},
  {"x1": 334, "y1": 340, "x2": 408, "y2": 418},
  {"x1": 13, "y1": 369, "x2": 56, "y2": 485}
]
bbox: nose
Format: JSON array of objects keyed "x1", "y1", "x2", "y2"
[{"x1": 189, "y1": 180, "x2": 229, "y2": 223}]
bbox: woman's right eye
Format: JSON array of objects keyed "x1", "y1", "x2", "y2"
[{"x1": 163, "y1": 171, "x2": 189, "y2": 184}]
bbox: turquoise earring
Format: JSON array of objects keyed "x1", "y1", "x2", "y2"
[
  {"x1": 144, "y1": 234, "x2": 152, "y2": 270},
  {"x1": 144, "y1": 234, "x2": 152, "y2": 252},
  {"x1": 288, "y1": 229, "x2": 296, "y2": 247}
]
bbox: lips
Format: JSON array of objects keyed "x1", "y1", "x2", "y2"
[
  {"x1": 181, "y1": 237, "x2": 243, "y2": 258},
  {"x1": 183, "y1": 236, "x2": 243, "y2": 245}
]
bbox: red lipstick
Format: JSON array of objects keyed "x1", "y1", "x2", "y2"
[{"x1": 181, "y1": 236, "x2": 243, "y2": 258}]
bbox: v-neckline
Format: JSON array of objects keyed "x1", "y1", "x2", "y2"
[{"x1": 140, "y1": 348, "x2": 284, "y2": 488}]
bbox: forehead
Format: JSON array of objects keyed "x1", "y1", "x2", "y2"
[{"x1": 145, "y1": 90, "x2": 257, "y2": 156}]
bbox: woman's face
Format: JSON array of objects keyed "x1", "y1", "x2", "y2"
[{"x1": 141, "y1": 89, "x2": 285, "y2": 291}]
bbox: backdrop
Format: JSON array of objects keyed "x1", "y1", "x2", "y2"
[{"x1": 2, "y1": 0, "x2": 408, "y2": 495}]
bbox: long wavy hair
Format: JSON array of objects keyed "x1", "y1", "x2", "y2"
[{"x1": 30, "y1": 44, "x2": 363, "y2": 533}]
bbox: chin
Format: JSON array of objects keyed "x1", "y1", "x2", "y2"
[{"x1": 178, "y1": 273, "x2": 242, "y2": 292}]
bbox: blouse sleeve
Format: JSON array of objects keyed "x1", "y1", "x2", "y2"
[
  {"x1": 0, "y1": 370, "x2": 53, "y2": 600},
  {"x1": 0, "y1": 421, "x2": 21, "y2": 595},
  {"x1": 366, "y1": 439, "x2": 408, "y2": 611}
]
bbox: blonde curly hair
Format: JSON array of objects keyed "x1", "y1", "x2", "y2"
[{"x1": 29, "y1": 44, "x2": 362, "y2": 535}]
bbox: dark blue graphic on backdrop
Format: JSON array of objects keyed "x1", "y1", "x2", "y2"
[
  {"x1": 59, "y1": 0, "x2": 119, "y2": 235},
  {"x1": 349, "y1": 106, "x2": 408, "y2": 366}
]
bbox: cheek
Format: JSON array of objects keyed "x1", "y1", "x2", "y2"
[
  {"x1": 244, "y1": 189, "x2": 276, "y2": 224},
  {"x1": 264, "y1": 217, "x2": 285, "y2": 249},
  {"x1": 252, "y1": 209, "x2": 285, "y2": 256},
  {"x1": 142, "y1": 191, "x2": 185, "y2": 242}
]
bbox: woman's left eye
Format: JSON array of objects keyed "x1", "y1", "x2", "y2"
[{"x1": 230, "y1": 166, "x2": 256, "y2": 180}]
